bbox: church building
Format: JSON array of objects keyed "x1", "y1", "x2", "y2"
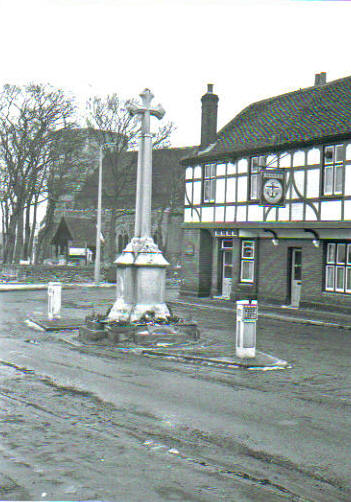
[{"x1": 181, "y1": 74, "x2": 351, "y2": 311}]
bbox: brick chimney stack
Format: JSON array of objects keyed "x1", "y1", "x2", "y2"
[{"x1": 200, "y1": 84, "x2": 219, "y2": 149}]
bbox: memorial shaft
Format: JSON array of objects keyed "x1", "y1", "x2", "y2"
[{"x1": 107, "y1": 89, "x2": 169, "y2": 323}]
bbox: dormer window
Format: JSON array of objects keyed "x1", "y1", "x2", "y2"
[
  {"x1": 203, "y1": 163, "x2": 216, "y2": 203},
  {"x1": 323, "y1": 144, "x2": 343, "y2": 196}
]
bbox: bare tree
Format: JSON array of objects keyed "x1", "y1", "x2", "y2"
[
  {"x1": 0, "y1": 83, "x2": 76, "y2": 263},
  {"x1": 35, "y1": 128, "x2": 95, "y2": 263}
]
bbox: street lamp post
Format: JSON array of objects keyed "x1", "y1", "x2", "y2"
[{"x1": 94, "y1": 143, "x2": 115, "y2": 284}]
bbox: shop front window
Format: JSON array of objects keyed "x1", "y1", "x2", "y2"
[
  {"x1": 240, "y1": 240, "x2": 255, "y2": 282},
  {"x1": 325, "y1": 242, "x2": 351, "y2": 293}
]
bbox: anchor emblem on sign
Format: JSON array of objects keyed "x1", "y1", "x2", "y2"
[{"x1": 263, "y1": 178, "x2": 283, "y2": 204}]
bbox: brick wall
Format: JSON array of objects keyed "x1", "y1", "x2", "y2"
[
  {"x1": 258, "y1": 238, "x2": 293, "y2": 304},
  {"x1": 180, "y1": 229, "x2": 213, "y2": 297},
  {"x1": 257, "y1": 238, "x2": 351, "y2": 310},
  {"x1": 181, "y1": 231, "x2": 351, "y2": 311},
  {"x1": 0, "y1": 265, "x2": 98, "y2": 283},
  {"x1": 231, "y1": 238, "x2": 258, "y2": 301}
]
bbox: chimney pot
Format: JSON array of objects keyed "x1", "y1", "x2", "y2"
[
  {"x1": 320, "y1": 72, "x2": 327, "y2": 84},
  {"x1": 314, "y1": 72, "x2": 327, "y2": 86}
]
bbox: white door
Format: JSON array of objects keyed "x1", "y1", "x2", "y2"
[
  {"x1": 290, "y1": 248, "x2": 302, "y2": 307},
  {"x1": 222, "y1": 249, "x2": 233, "y2": 298}
]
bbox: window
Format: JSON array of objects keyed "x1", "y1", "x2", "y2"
[
  {"x1": 203, "y1": 164, "x2": 216, "y2": 202},
  {"x1": 325, "y1": 242, "x2": 351, "y2": 293},
  {"x1": 240, "y1": 240, "x2": 255, "y2": 282},
  {"x1": 221, "y1": 239, "x2": 233, "y2": 281},
  {"x1": 249, "y1": 156, "x2": 265, "y2": 200},
  {"x1": 323, "y1": 144, "x2": 344, "y2": 195}
]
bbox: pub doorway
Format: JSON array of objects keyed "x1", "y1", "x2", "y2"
[
  {"x1": 220, "y1": 239, "x2": 233, "y2": 298},
  {"x1": 289, "y1": 248, "x2": 302, "y2": 307}
]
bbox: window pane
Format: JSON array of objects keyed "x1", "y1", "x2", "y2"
[
  {"x1": 347, "y1": 245, "x2": 351, "y2": 265},
  {"x1": 346, "y1": 267, "x2": 351, "y2": 292},
  {"x1": 335, "y1": 145, "x2": 344, "y2": 162},
  {"x1": 336, "y1": 266, "x2": 345, "y2": 291},
  {"x1": 224, "y1": 250, "x2": 232, "y2": 265},
  {"x1": 224, "y1": 266, "x2": 232, "y2": 279},
  {"x1": 334, "y1": 164, "x2": 343, "y2": 193},
  {"x1": 204, "y1": 180, "x2": 215, "y2": 202},
  {"x1": 250, "y1": 174, "x2": 258, "y2": 199},
  {"x1": 337, "y1": 243, "x2": 346, "y2": 264},
  {"x1": 205, "y1": 164, "x2": 215, "y2": 178},
  {"x1": 327, "y1": 243, "x2": 336, "y2": 263},
  {"x1": 294, "y1": 264, "x2": 302, "y2": 281},
  {"x1": 325, "y1": 266, "x2": 335, "y2": 291},
  {"x1": 294, "y1": 249, "x2": 302, "y2": 266},
  {"x1": 242, "y1": 241, "x2": 255, "y2": 258},
  {"x1": 324, "y1": 146, "x2": 334, "y2": 164},
  {"x1": 204, "y1": 180, "x2": 210, "y2": 201},
  {"x1": 324, "y1": 166, "x2": 333, "y2": 194},
  {"x1": 251, "y1": 157, "x2": 259, "y2": 170},
  {"x1": 210, "y1": 179, "x2": 216, "y2": 200},
  {"x1": 241, "y1": 261, "x2": 254, "y2": 282},
  {"x1": 221, "y1": 239, "x2": 233, "y2": 249}
]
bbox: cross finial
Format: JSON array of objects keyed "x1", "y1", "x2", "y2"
[{"x1": 126, "y1": 89, "x2": 165, "y2": 120}]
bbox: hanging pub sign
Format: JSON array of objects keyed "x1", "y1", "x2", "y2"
[{"x1": 259, "y1": 169, "x2": 285, "y2": 207}]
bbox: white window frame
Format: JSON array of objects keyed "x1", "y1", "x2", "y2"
[
  {"x1": 346, "y1": 267, "x2": 351, "y2": 293},
  {"x1": 323, "y1": 144, "x2": 344, "y2": 196},
  {"x1": 325, "y1": 265, "x2": 335, "y2": 291},
  {"x1": 336, "y1": 243, "x2": 346, "y2": 265},
  {"x1": 325, "y1": 241, "x2": 351, "y2": 293},
  {"x1": 326, "y1": 243, "x2": 336, "y2": 264},
  {"x1": 335, "y1": 266, "x2": 345, "y2": 292},
  {"x1": 249, "y1": 156, "x2": 265, "y2": 200},
  {"x1": 203, "y1": 164, "x2": 216, "y2": 203},
  {"x1": 240, "y1": 240, "x2": 255, "y2": 283}
]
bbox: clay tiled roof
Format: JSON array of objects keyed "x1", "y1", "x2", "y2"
[{"x1": 189, "y1": 75, "x2": 351, "y2": 161}]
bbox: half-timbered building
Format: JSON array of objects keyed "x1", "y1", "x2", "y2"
[{"x1": 181, "y1": 75, "x2": 351, "y2": 310}]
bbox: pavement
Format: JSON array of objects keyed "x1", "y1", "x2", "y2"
[
  {"x1": 0, "y1": 281, "x2": 114, "y2": 291},
  {"x1": 169, "y1": 295, "x2": 351, "y2": 330},
  {"x1": 6, "y1": 279, "x2": 350, "y2": 371},
  {"x1": 4, "y1": 280, "x2": 351, "y2": 328}
]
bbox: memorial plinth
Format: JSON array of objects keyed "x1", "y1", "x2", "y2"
[{"x1": 107, "y1": 237, "x2": 170, "y2": 322}]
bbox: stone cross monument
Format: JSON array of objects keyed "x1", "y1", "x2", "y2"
[{"x1": 107, "y1": 89, "x2": 170, "y2": 322}]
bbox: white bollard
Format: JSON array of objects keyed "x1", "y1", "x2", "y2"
[
  {"x1": 236, "y1": 300, "x2": 257, "y2": 358},
  {"x1": 48, "y1": 282, "x2": 62, "y2": 320}
]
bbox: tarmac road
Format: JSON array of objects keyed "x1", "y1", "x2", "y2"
[{"x1": 0, "y1": 288, "x2": 350, "y2": 501}]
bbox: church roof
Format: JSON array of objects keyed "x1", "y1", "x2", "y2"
[
  {"x1": 187, "y1": 75, "x2": 351, "y2": 162},
  {"x1": 75, "y1": 146, "x2": 195, "y2": 210},
  {"x1": 51, "y1": 216, "x2": 97, "y2": 248}
]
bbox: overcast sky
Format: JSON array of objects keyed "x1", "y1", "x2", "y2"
[{"x1": 0, "y1": 0, "x2": 350, "y2": 147}]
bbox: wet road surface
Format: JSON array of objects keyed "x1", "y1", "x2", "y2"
[{"x1": 0, "y1": 288, "x2": 350, "y2": 501}]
